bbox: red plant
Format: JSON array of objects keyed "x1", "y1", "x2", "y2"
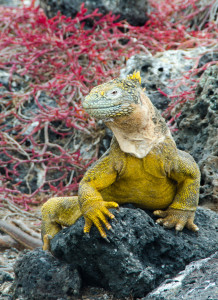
[{"x1": 0, "y1": 0, "x2": 217, "y2": 208}]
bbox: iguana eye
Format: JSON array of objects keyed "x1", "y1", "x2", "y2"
[{"x1": 106, "y1": 88, "x2": 122, "y2": 99}]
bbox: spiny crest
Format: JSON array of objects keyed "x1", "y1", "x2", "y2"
[{"x1": 126, "y1": 71, "x2": 141, "y2": 85}]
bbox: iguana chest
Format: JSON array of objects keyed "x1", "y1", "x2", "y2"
[{"x1": 101, "y1": 152, "x2": 177, "y2": 210}]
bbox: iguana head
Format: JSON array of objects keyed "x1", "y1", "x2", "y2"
[
  {"x1": 83, "y1": 71, "x2": 170, "y2": 157},
  {"x1": 83, "y1": 71, "x2": 142, "y2": 120}
]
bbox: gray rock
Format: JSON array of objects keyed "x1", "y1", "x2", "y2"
[
  {"x1": 0, "y1": 0, "x2": 19, "y2": 6},
  {"x1": 144, "y1": 252, "x2": 218, "y2": 300},
  {"x1": 120, "y1": 48, "x2": 208, "y2": 111},
  {"x1": 39, "y1": 0, "x2": 149, "y2": 26},
  {"x1": 0, "y1": 270, "x2": 14, "y2": 284},
  {"x1": 0, "y1": 0, "x2": 35, "y2": 6},
  {"x1": 12, "y1": 248, "x2": 81, "y2": 300},
  {"x1": 173, "y1": 65, "x2": 218, "y2": 209},
  {"x1": 197, "y1": 51, "x2": 218, "y2": 69},
  {"x1": 50, "y1": 206, "x2": 218, "y2": 298}
]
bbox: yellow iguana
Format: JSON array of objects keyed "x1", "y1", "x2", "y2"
[{"x1": 41, "y1": 71, "x2": 200, "y2": 250}]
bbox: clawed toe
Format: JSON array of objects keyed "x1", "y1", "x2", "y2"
[
  {"x1": 153, "y1": 210, "x2": 168, "y2": 218},
  {"x1": 155, "y1": 218, "x2": 163, "y2": 225}
]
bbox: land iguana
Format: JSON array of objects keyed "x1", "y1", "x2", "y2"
[{"x1": 41, "y1": 71, "x2": 200, "y2": 250}]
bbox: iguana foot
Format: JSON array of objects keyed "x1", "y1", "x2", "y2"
[
  {"x1": 153, "y1": 208, "x2": 199, "y2": 232},
  {"x1": 82, "y1": 201, "x2": 119, "y2": 238}
]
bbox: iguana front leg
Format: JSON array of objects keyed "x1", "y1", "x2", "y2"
[
  {"x1": 154, "y1": 150, "x2": 200, "y2": 231},
  {"x1": 78, "y1": 150, "x2": 122, "y2": 238}
]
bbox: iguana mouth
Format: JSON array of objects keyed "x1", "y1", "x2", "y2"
[
  {"x1": 84, "y1": 104, "x2": 133, "y2": 119},
  {"x1": 84, "y1": 105, "x2": 120, "y2": 110}
]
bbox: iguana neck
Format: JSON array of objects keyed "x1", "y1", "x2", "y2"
[{"x1": 105, "y1": 92, "x2": 170, "y2": 158}]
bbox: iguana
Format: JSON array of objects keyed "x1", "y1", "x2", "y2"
[{"x1": 41, "y1": 71, "x2": 200, "y2": 250}]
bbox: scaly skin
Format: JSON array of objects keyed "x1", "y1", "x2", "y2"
[{"x1": 41, "y1": 71, "x2": 200, "y2": 249}]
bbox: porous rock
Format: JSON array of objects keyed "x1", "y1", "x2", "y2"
[
  {"x1": 12, "y1": 248, "x2": 81, "y2": 300},
  {"x1": 39, "y1": 0, "x2": 149, "y2": 26},
  {"x1": 144, "y1": 252, "x2": 218, "y2": 300},
  {"x1": 50, "y1": 206, "x2": 218, "y2": 298},
  {"x1": 120, "y1": 48, "x2": 208, "y2": 111},
  {"x1": 173, "y1": 65, "x2": 218, "y2": 209}
]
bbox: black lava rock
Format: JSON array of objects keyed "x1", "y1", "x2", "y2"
[
  {"x1": 50, "y1": 207, "x2": 218, "y2": 298},
  {"x1": 39, "y1": 0, "x2": 149, "y2": 26},
  {"x1": 12, "y1": 248, "x2": 81, "y2": 300}
]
